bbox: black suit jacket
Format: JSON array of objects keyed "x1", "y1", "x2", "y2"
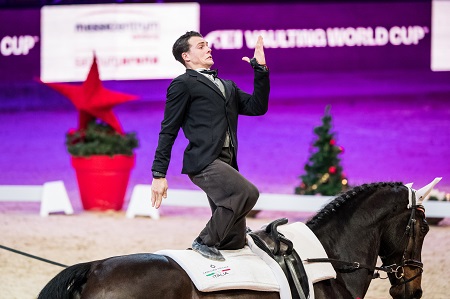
[{"x1": 152, "y1": 68, "x2": 270, "y2": 175}]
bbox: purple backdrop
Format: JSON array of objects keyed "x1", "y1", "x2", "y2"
[
  {"x1": 0, "y1": 2, "x2": 434, "y2": 82},
  {"x1": 0, "y1": 2, "x2": 449, "y2": 208}
]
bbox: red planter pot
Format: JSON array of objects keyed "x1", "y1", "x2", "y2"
[{"x1": 71, "y1": 155, "x2": 135, "y2": 211}]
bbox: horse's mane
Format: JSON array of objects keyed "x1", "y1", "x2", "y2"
[{"x1": 306, "y1": 181, "x2": 404, "y2": 228}]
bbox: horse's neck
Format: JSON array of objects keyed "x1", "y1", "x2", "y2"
[
  {"x1": 314, "y1": 220, "x2": 380, "y2": 260},
  {"x1": 310, "y1": 218, "x2": 381, "y2": 297}
]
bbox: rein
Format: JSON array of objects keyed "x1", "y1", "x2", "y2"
[
  {"x1": 305, "y1": 257, "x2": 423, "y2": 283},
  {"x1": 0, "y1": 244, "x2": 68, "y2": 268},
  {"x1": 307, "y1": 187, "x2": 424, "y2": 286},
  {"x1": 304, "y1": 257, "x2": 406, "y2": 277}
]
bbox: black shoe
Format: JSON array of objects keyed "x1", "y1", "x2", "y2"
[{"x1": 191, "y1": 240, "x2": 225, "y2": 261}]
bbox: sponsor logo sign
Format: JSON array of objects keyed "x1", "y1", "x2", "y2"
[
  {"x1": 41, "y1": 3, "x2": 199, "y2": 82},
  {"x1": 200, "y1": 2, "x2": 433, "y2": 74},
  {"x1": 205, "y1": 26, "x2": 429, "y2": 50}
]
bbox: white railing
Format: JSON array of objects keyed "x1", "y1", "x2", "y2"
[
  {"x1": 0, "y1": 181, "x2": 73, "y2": 216},
  {"x1": 2, "y1": 183, "x2": 447, "y2": 219}
]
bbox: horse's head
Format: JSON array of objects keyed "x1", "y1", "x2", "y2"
[{"x1": 379, "y1": 178, "x2": 441, "y2": 299}]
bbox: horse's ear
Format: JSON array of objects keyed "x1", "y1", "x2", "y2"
[
  {"x1": 416, "y1": 177, "x2": 442, "y2": 204},
  {"x1": 405, "y1": 182, "x2": 414, "y2": 188}
]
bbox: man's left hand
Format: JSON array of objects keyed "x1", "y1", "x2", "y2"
[{"x1": 242, "y1": 35, "x2": 266, "y2": 65}]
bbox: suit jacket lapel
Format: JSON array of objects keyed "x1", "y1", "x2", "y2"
[{"x1": 187, "y1": 69, "x2": 226, "y2": 100}]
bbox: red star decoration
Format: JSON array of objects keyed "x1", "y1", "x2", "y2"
[{"x1": 40, "y1": 55, "x2": 138, "y2": 134}]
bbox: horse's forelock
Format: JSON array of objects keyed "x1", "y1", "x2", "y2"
[{"x1": 306, "y1": 182, "x2": 404, "y2": 228}]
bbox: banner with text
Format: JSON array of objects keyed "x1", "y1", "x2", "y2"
[
  {"x1": 0, "y1": 9, "x2": 40, "y2": 80},
  {"x1": 41, "y1": 3, "x2": 199, "y2": 82},
  {"x1": 200, "y1": 2, "x2": 432, "y2": 75},
  {"x1": 1, "y1": 2, "x2": 445, "y2": 82}
]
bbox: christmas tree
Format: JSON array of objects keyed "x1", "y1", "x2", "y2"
[{"x1": 295, "y1": 105, "x2": 348, "y2": 195}]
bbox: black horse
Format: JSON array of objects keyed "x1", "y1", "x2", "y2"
[{"x1": 38, "y1": 182, "x2": 431, "y2": 299}]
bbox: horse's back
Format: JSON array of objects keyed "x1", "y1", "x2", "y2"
[
  {"x1": 82, "y1": 253, "x2": 279, "y2": 299},
  {"x1": 81, "y1": 253, "x2": 196, "y2": 299}
]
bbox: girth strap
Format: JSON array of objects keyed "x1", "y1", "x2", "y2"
[
  {"x1": 249, "y1": 218, "x2": 310, "y2": 299},
  {"x1": 274, "y1": 249, "x2": 309, "y2": 299}
]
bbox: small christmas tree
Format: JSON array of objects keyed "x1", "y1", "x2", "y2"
[{"x1": 295, "y1": 105, "x2": 348, "y2": 195}]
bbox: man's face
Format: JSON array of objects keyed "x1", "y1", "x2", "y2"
[{"x1": 183, "y1": 36, "x2": 214, "y2": 69}]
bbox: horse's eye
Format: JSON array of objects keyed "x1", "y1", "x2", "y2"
[{"x1": 420, "y1": 225, "x2": 429, "y2": 234}]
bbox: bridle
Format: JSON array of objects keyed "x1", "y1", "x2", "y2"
[
  {"x1": 378, "y1": 186, "x2": 425, "y2": 287},
  {"x1": 307, "y1": 186, "x2": 425, "y2": 285}
]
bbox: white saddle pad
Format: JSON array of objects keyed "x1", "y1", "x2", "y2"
[
  {"x1": 156, "y1": 222, "x2": 336, "y2": 299},
  {"x1": 157, "y1": 245, "x2": 280, "y2": 293}
]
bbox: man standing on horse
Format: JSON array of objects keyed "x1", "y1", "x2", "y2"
[{"x1": 151, "y1": 31, "x2": 270, "y2": 261}]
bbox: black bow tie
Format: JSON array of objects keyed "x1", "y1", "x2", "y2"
[{"x1": 200, "y1": 69, "x2": 218, "y2": 79}]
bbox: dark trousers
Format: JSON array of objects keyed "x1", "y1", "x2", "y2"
[{"x1": 188, "y1": 147, "x2": 259, "y2": 250}]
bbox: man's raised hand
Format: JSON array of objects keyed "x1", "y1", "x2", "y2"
[{"x1": 242, "y1": 35, "x2": 266, "y2": 65}]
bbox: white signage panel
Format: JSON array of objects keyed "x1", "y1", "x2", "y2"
[
  {"x1": 431, "y1": 0, "x2": 450, "y2": 71},
  {"x1": 41, "y1": 3, "x2": 199, "y2": 82}
]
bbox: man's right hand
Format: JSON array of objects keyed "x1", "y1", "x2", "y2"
[{"x1": 151, "y1": 178, "x2": 168, "y2": 209}]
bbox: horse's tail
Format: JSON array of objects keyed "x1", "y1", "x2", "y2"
[{"x1": 37, "y1": 261, "x2": 93, "y2": 299}]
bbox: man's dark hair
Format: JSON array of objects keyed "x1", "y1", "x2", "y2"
[{"x1": 172, "y1": 31, "x2": 203, "y2": 66}]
